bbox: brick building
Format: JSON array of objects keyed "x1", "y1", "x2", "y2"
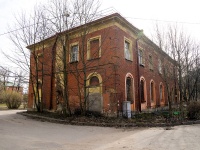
[
  {"x1": 27, "y1": 13, "x2": 176, "y2": 114},
  {"x1": 0, "y1": 82, "x2": 23, "y2": 95}
]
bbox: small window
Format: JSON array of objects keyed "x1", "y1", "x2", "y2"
[
  {"x1": 124, "y1": 38, "x2": 133, "y2": 61},
  {"x1": 70, "y1": 44, "x2": 79, "y2": 62},
  {"x1": 125, "y1": 41, "x2": 130, "y2": 60},
  {"x1": 158, "y1": 59, "x2": 162, "y2": 74},
  {"x1": 138, "y1": 49, "x2": 145, "y2": 65},
  {"x1": 149, "y1": 55, "x2": 153, "y2": 70}
]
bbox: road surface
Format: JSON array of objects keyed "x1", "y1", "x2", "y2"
[{"x1": 0, "y1": 110, "x2": 200, "y2": 150}]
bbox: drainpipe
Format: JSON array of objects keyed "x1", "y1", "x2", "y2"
[
  {"x1": 50, "y1": 35, "x2": 58, "y2": 110},
  {"x1": 136, "y1": 39, "x2": 141, "y2": 112},
  {"x1": 136, "y1": 30, "x2": 143, "y2": 112}
]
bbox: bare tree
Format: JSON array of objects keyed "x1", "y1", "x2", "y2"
[
  {"x1": 9, "y1": 0, "x2": 124, "y2": 116},
  {"x1": 152, "y1": 23, "x2": 200, "y2": 118},
  {"x1": 43, "y1": 0, "x2": 105, "y2": 115},
  {"x1": 8, "y1": 4, "x2": 53, "y2": 112},
  {"x1": 0, "y1": 66, "x2": 10, "y2": 92}
]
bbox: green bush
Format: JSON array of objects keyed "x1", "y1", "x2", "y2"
[
  {"x1": 0, "y1": 91, "x2": 22, "y2": 109},
  {"x1": 187, "y1": 101, "x2": 200, "y2": 120}
]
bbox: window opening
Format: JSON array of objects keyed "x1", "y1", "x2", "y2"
[
  {"x1": 141, "y1": 80, "x2": 145, "y2": 102},
  {"x1": 71, "y1": 45, "x2": 78, "y2": 62},
  {"x1": 126, "y1": 77, "x2": 132, "y2": 101},
  {"x1": 150, "y1": 81, "x2": 154, "y2": 102},
  {"x1": 125, "y1": 41, "x2": 130, "y2": 60},
  {"x1": 90, "y1": 76, "x2": 99, "y2": 86},
  {"x1": 90, "y1": 39, "x2": 100, "y2": 59}
]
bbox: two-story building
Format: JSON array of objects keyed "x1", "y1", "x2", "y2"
[{"x1": 27, "y1": 13, "x2": 176, "y2": 114}]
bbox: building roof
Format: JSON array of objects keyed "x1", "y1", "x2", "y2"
[
  {"x1": 27, "y1": 13, "x2": 175, "y2": 63},
  {"x1": 27, "y1": 13, "x2": 141, "y2": 49},
  {"x1": 0, "y1": 81, "x2": 22, "y2": 88}
]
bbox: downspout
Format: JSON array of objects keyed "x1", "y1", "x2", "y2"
[
  {"x1": 50, "y1": 35, "x2": 58, "y2": 110},
  {"x1": 136, "y1": 30, "x2": 143, "y2": 112},
  {"x1": 136, "y1": 39, "x2": 141, "y2": 112}
]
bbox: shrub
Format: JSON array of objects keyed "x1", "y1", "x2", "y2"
[
  {"x1": 187, "y1": 101, "x2": 200, "y2": 120},
  {"x1": 0, "y1": 91, "x2": 22, "y2": 109},
  {"x1": 85, "y1": 110, "x2": 103, "y2": 117},
  {"x1": 74, "y1": 108, "x2": 82, "y2": 116}
]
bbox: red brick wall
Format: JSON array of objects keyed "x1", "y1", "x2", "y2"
[{"x1": 28, "y1": 24, "x2": 175, "y2": 112}]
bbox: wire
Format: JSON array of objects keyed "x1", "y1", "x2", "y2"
[
  {"x1": 0, "y1": 7, "x2": 200, "y2": 37},
  {"x1": 124, "y1": 16, "x2": 200, "y2": 25}
]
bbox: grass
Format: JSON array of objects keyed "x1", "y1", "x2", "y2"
[
  {"x1": 0, "y1": 103, "x2": 7, "y2": 107},
  {"x1": 0, "y1": 103, "x2": 7, "y2": 110}
]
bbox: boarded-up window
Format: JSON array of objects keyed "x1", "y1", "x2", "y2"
[{"x1": 90, "y1": 39, "x2": 99, "y2": 59}]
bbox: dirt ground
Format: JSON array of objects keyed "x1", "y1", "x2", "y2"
[{"x1": 0, "y1": 110, "x2": 200, "y2": 150}]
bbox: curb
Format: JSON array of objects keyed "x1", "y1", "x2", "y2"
[{"x1": 17, "y1": 112, "x2": 200, "y2": 128}]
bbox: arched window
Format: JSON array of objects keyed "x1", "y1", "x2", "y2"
[
  {"x1": 141, "y1": 80, "x2": 145, "y2": 102},
  {"x1": 126, "y1": 77, "x2": 132, "y2": 101},
  {"x1": 90, "y1": 76, "x2": 99, "y2": 86},
  {"x1": 159, "y1": 83, "x2": 164, "y2": 102},
  {"x1": 150, "y1": 81, "x2": 155, "y2": 102}
]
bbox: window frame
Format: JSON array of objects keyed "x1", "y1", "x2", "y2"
[
  {"x1": 70, "y1": 42, "x2": 79, "y2": 63},
  {"x1": 140, "y1": 77, "x2": 147, "y2": 103},
  {"x1": 149, "y1": 55, "x2": 153, "y2": 70},
  {"x1": 138, "y1": 48, "x2": 145, "y2": 66},
  {"x1": 150, "y1": 80, "x2": 155, "y2": 102},
  {"x1": 124, "y1": 37, "x2": 133, "y2": 61},
  {"x1": 87, "y1": 35, "x2": 101, "y2": 60},
  {"x1": 159, "y1": 83, "x2": 164, "y2": 102}
]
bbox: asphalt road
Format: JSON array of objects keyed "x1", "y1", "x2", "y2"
[{"x1": 0, "y1": 110, "x2": 200, "y2": 150}]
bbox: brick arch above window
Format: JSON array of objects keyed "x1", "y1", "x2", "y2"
[
  {"x1": 87, "y1": 72, "x2": 102, "y2": 86},
  {"x1": 86, "y1": 72, "x2": 103, "y2": 94}
]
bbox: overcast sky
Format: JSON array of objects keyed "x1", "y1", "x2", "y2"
[{"x1": 0, "y1": 0, "x2": 200, "y2": 68}]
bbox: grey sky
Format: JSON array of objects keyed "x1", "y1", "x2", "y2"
[{"x1": 0, "y1": 0, "x2": 200, "y2": 67}]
